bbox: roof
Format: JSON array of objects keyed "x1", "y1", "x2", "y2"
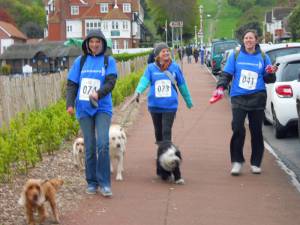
[
  {"x1": 272, "y1": 7, "x2": 293, "y2": 20},
  {"x1": 260, "y1": 43, "x2": 300, "y2": 52},
  {"x1": 103, "y1": 7, "x2": 131, "y2": 20},
  {"x1": 0, "y1": 41, "x2": 82, "y2": 60},
  {"x1": 276, "y1": 53, "x2": 300, "y2": 64},
  {"x1": 0, "y1": 21, "x2": 27, "y2": 40},
  {"x1": 265, "y1": 11, "x2": 272, "y2": 23}
]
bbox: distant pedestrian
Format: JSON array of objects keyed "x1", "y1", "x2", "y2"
[
  {"x1": 210, "y1": 29, "x2": 277, "y2": 175},
  {"x1": 193, "y1": 48, "x2": 199, "y2": 63},
  {"x1": 134, "y1": 42, "x2": 193, "y2": 144},
  {"x1": 186, "y1": 45, "x2": 192, "y2": 64},
  {"x1": 200, "y1": 46, "x2": 205, "y2": 65}
]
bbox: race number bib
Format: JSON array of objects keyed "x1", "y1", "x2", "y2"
[
  {"x1": 79, "y1": 78, "x2": 100, "y2": 101},
  {"x1": 155, "y1": 80, "x2": 171, "y2": 98},
  {"x1": 239, "y1": 69, "x2": 258, "y2": 90}
]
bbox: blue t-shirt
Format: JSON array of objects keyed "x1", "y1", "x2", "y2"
[
  {"x1": 143, "y1": 62, "x2": 186, "y2": 112},
  {"x1": 68, "y1": 54, "x2": 118, "y2": 119},
  {"x1": 224, "y1": 50, "x2": 272, "y2": 97}
]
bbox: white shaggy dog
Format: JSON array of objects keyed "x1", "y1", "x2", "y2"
[
  {"x1": 109, "y1": 124, "x2": 127, "y2": 181},
  {"x1": 157, "y1": 141, "x2": 184, "y2": 184},
  {"x1": 72, "y1": 137, "x2": 85, "y2": 170}
]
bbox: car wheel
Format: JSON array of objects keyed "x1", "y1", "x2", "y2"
[{"x1": 272, "y1": 107, "x2": 286, "y2": 139}]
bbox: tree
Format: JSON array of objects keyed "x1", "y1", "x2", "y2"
[
  {"x1": 145, "y1": 0, "x2": 198, "y2": 42},
  {"x1": 288, "y1": 5, "x2": 300, "y2": 41},
  {"x1": 235, "y1": 21, "x2": 262, "y2": 42},
  {"x1": 0, "y1": 9, "x2": 15, "y2": 25},
  {"x1": 21, "y1": 21, "x2": 43, "y2": 38}
]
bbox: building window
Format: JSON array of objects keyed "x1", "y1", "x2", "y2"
[
  {"x1": 123, "y1": 3, "x2": 131, "y2": 13},
  {"x1": 113, "y1": 40, "x2": 119, "y2": 49},
  {"x1": 70, "y1": 6, "x2": 79, "y2": 15},
  {"x1": 85, "y1": 20, "x2": 101, "y2": 35},
  {"x1": 100, "y1": 3, "x2": 108, "y2": 13},
  {"x1": 67, "y1": 25, "x2": 72, "y2": 32},
  {"x1": 122, "y1": 21, "x2": 128, "y2": 30},
  {"x1": 102, "y1": 21, "x2": 108, "y2": 30},
  {"x1": 124, "y1": 40, "x2": 128, "y2": 49},
  {"x1": 112, "y1": 21, "x2": 119, "y2": 30}
]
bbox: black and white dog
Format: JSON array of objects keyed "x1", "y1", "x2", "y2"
[{"x1": 156, "y1": 141, "x2": 184, "y2": 184}]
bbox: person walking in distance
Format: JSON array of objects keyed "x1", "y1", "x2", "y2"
[
  {"x1": 210, "y1": 29, "x2": 277, "y2": 175},
  {"x1": 66, "y1": 29, "x2": 118, "y2": 196}
]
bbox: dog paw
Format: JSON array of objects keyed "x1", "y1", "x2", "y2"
[
  {"x1": 116, "y1": 174, "x2": 123, "y2": 181},
  {"x1": 175, "y1": 178, "x2": 185, "y2": 185}
]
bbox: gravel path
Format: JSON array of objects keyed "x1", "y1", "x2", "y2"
[{"x1": 0, "y1": 95, "x2": 142, "y2": 225}]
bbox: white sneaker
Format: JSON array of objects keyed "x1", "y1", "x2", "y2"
[
  {"x1": 231, "y1": 162, "x2": 243, "y2": 176},
  {"x1": 251, "y1": 165, "x2": 262, "y2": 174}
]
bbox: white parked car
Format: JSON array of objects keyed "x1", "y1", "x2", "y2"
[{"x1": 265, "y1": 53, "x2": 300, "y2": 138}]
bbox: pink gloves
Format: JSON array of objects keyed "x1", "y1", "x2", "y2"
[
  {"x1": 209, "y1": 87, "x2": 224, "y2": 104},
  {"x1": 265, "y1": 64, "x2": 278, "y2": 74}
]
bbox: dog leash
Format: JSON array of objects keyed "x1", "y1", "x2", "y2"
[{"x1": 119, "y1": 96, "x2": 139, "y2": 128}]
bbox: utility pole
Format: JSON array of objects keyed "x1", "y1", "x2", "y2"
[
  {"x1": 165, "y1": 19, "x2": 168, "y2": 45},
  {"x1": 199, "y1": 5, "x2": 204, "y2": 48},
  {"x1": 194, "y1": 26, "x2": 198, "y2": 46}
]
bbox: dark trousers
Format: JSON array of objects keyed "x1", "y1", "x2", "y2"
[
  {"x1": 150, "y1": 112, "x2": 176, "y2": 143},
  {"x1": 230, "y1": 108, "x2": 265, "y2": 166}
]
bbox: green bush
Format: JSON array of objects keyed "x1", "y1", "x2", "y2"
[
  {"x1": 0, "y1": 100, "x2": 79, "y2": 182},
  {"x1": 112, "y1": 69, "x2": 143, "y2": 106},
  {"x1": 0, "y1": 64, "x2": 12, "y2": 75}
]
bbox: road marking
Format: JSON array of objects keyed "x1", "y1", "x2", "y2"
[{"x1": 264, "y1": 141, "x2": 300, "y2": 193}]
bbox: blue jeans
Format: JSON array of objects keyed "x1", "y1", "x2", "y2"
[{"x1": 79, "y1": 112, "x2": 111, "y2": 188}]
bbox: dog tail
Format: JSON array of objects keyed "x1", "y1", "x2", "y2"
[{"x1": 48, "y1": 178, "x2": 64, "y2": 190}]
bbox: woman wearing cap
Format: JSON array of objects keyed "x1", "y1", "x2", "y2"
[
  {"x1": 66, "y1": 29, "x2": 117, "y2": 197},
  {"x1": 134, "y1": 42, "x2": 193, "y2": 145}
]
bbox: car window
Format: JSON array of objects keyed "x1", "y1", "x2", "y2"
[
  {"x1": 213, "y1": 42, "x2": 238, "y2": 54},
  {"x1": 280, "y1": 61, "x2": 300, "y2": 82},
  {"x1": 267, "y1": 47, "x2": 300, "y2": 64}
]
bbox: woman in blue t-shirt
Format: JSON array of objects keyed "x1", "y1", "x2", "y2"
[
  {"x1": 134, "y1": 42, "x2": 193, "y2": 145},
  {"x1": 66, "y1": 30, "x2": 117, "y2": 197},
  {"x1": 211, "y1": 29, "x2": 277, "y2": 176}
]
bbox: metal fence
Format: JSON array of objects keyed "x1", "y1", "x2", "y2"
[{"x1": 0, "y1": 56, "x2": 147, "y2": 128}]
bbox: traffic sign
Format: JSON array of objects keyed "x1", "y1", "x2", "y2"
[{"x1": 169, "y1": 21, "x2": 183, "y2": 28}]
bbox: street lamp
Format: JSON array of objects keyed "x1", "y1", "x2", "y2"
[
  {"x1": 199, "y1": 5, "x2": 204, "y2": 48},
  {"x1": 195, "y1": 26, "x2": 198, "y2": 46}
]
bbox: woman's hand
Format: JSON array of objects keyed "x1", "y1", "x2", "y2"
[
  {"x1": 67, "y1": 106, "x2": 74, "y2": 115},
  {"x1": 209, "y1": 87, "x2": 224, "y2": 104},
  {"x1": 265, "y1": 64, "x2": 278, "y2": 74}
]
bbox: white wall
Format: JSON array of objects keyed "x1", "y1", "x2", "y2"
[
  {"x1": 0, "y1": 38, "x2": 14, "y2": 54},
  {"x1": 66, "y1": 20, "x2": 82, "y2": 38}
]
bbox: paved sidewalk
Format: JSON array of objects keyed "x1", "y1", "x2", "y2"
[{"x1": 61, "y1": 60, "x2": 300, "y2": 225}]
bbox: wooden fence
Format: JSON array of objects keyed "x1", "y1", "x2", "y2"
[{"x1": 0, "y1": 56, "x2": 147, "y2": 128}]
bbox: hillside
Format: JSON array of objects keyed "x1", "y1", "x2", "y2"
[{"x1": 197, "y1": 0, "x2": 300, "y2": 43}]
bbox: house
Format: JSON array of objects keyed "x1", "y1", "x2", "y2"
[
  {"x1": 264, "y1": 7, "x2": 293, "y2": 43},
  {"x1": 0, "y1": 21, "x2": 27, "y2": 54},
  {"x1": 43, "y1": 0, "x2": 147, "y2": 48},
  {"x1": 0, "y1": 41, "x2": 81, "y2": 74}
]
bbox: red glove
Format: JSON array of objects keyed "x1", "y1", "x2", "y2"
[
  {"x1": 265, "y1": 64, "x2": 278, "y2": 73},
  {"x1": 209, "y1": 87, "x2": 224, "y2": 104}
]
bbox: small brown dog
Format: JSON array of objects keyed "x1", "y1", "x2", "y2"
[{"x1": 18, "y1": 178, "x2": 63, "y2": 225}]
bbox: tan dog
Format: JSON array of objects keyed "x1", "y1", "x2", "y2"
[
  {"x1": 18, "y1": 178, "x2": 63, "y2": 225},
  {"x1": 72, "y1": 137, "x2": 85, "y2": 170},
  {"x1": 109, "y1": 124, "x2": 127, "y2": 180}
]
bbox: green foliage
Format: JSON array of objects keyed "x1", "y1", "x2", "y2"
[
  {"x1": 112, "y1": 69, "x2": 143, "y2": 106},
  {"x1": 288, "y1": 5, "x2": 300, "y2": 41},
  {"x1": 114, "y1": 51, "x2": 151, "y2": 62},
  {"x1": 0, "y1": 64, "x2": 11, "y2": 75},
  {"x1": 0, "y1": 0, "x2": 45, "y2": 37},
  {"x1": 0, "y1": 100, "x2": 79, "y2": 181}
]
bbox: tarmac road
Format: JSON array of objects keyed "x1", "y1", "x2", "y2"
[{"x1": 60, "y1": 60, "x2": 300, "y2": 225}]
